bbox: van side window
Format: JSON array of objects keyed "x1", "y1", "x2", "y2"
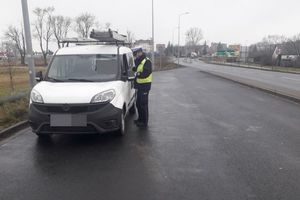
[
  {"x1": 127, "y1": 53, "x2": 134, "y2": 69},
  {"x1": 122, "y1": 54, "x2": 128, "y2": 75}
]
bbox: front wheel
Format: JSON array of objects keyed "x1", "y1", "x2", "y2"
[
  {"x1": 36, "y1": 132, "x2": 52, "y2": 140},
  {"x1": 129, "y1": 102, "x2": 136, "y2": 115},
  {"x1": 116, "y1": 112, "x2": 126, "y2": 136}
]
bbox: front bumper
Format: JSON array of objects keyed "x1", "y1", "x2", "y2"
[{"x1": 28, "y1": 102, "x2": 122, "y2": 134}]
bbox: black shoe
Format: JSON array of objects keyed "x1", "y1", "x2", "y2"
[
  {"x1": 136, "y1": 121, "x2": 148, "y2": 128},
  {"x1": 134, "y1": 120, "x2": 141, "y2": 124}
]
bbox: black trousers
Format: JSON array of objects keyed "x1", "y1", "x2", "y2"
[{"x1": 136, "y1": 90, "x2": 149, "y2": 124}]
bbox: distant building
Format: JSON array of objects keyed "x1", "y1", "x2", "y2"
[
  {"x1": 272, "y1": 44, "x2": 300, "y2": 67},
  {"x1": 209, "y1": 42, "x2": 227, "y2": 54},
  {"x1": 134, "y1": 39, "x2": 152, "y2": 53},
  {"x1": 228, "y1": 44, "x2": 241, "y2": 53}
]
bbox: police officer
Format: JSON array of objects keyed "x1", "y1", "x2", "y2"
[{"x1": 132, "y1": 48, "x2": 153, "y2": 128}]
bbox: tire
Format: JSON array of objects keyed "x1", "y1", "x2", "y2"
[
  {"x1": 36, "y1": 133, "x2": 51, "y2": 140},
  {"x1": 116, "y1": 112, "x2": 126, "y2": 136},
  {"x1": 129, "y1": 102, "x2": 136, "y2": 115}
]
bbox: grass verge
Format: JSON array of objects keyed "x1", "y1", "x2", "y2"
[
  {"x1": 0, "y1": 98, "x2": 29, "y2": 131},
  {"x1": 0, "y1": 66, "x2": 47, "y2": 98}
]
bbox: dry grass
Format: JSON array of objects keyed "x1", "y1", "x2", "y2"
[
  {"x1": 0, "y1": 98, "x2": 29, "y2": 131},
  {"x1": 154, "y1": 56, "x2": 182, "y2": 71},
  {"x1": 0, "y1": 66, "x2": 47, "y2": 97},
  {"x1": 0, "y1": 66, "x2": 46, "y2": 130}
]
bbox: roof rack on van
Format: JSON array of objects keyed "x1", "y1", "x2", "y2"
[
  {"x1": 59, "y1": 29, "x2": 128, "y2": 47},
  {"x1": 90, "y1": 29, "x2": 127, "y2": 43}
]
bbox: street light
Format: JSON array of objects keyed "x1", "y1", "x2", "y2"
[
  {"x1": 172, "y1": 27, "x2": 178, "y2": 56},
  {"x1": 152, "y1": 0, "x2": 155, "y2": 70},
  {"x1": 177, "y1": 12, "x2": 189, "y2": 66}
]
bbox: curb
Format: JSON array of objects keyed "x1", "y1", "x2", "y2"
[
  {"x1": 0, "y1": 121, "x2": 29, "y2": 140},
  {"x1": 199, "y1": 70, "x2": 300, "y2": 104}
]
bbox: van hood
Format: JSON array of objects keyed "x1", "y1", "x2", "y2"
[{"x1": 33, "y1": 81, "x2": 123, "y2": 104}]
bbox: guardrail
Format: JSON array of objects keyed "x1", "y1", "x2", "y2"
[{"x1": 0, "y1": 92, "x2": 29, "y2": 106}]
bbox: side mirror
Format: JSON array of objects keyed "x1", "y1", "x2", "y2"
[
  {"x1": 128, "y1": 76, "x2": 135, "y2": 81},
  {"x1": 35, "y1": 71, "x2": 43, "y2": 82},
  {"x1": 127, "y1": 70, "x2": 135, "y2": 81}
]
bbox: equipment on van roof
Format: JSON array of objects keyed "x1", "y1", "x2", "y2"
[
  {"x1": 90, "y1": 29, "x2": 127, "y2": 42},
  {"x1": 59, "y1": 29, "x2": 127, "y2": 47}
]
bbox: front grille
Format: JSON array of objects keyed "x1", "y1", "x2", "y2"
[{"x1": 33, "y1": 103, "x2": 107, "y2": 114}]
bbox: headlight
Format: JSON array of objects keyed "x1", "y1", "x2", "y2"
[
  {"x1": 91, "y1": 89, "x2": 116, "y2": 103},
  {"x1": 30, "y1": 89, "x2": 44, "y2": 103}
]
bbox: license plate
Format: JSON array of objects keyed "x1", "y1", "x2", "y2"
[{"x1": 50, "y1": 114, "x2": 87, "y2": 127}]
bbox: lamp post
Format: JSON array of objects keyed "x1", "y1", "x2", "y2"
[
  {"x1": 152, "y1": 0, "x2": 155, "y2": 70},
  {"x1": 21, "y1": 0, "x2": 36, "y2": 88},
  {"x1": 177, "y1": 12, "x2": 189, "y2": 66},
  {"x1": 172, "y1": 27, "x2": 178, "y2": 56}
]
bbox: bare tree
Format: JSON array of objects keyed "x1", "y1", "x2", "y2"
[
  {"x1": 185, "y1": 27, "x2": 203, "y2": 51},
  {"x1": 258, "y1": 35, "x2": 286, "y2": 65},
  {"x1": 248, "y1": 35, "x2": 286, "y2": 66},
  {"x1": 285, "y1": 34, "x2": 300, "y2": 56},
  {"x1": 262, "y1": 35, "x2": 286, "y2": 45},
  {"x1": 126, "y1": 30, "x2": 135, "y2": 47},
  {"x1": 51, "y1": 15, "x2": 72, "y2": 48},
  {"x1": 2, "y1": 41, "x2": 17, "y2": 93},
  {"x1": 74, "y1": 13, "x2": 96, "y2": 38},
  {"x1": 105, "y1": 22, "x2": 111, "y2": 30},
  {"x1": 33, "y1": 7, "x2": 54, "y2": 65},
  {"x1": 4, "y1": 25, "x2": 26, "y2": 65}
]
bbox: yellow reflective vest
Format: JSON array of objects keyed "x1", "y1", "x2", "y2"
[{"x1": 136, "y1": 58, "x2": 153, "y2": 84}]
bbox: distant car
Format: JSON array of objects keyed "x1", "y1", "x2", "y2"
[
  {"x1": 190, "y1": 52, "x2": 197, "y2": 58},
  {"x1": 29, "y1": 40, "x2": 136, "y2": 137}
]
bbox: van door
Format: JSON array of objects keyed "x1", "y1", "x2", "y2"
[
  {"x1": 122, "y1": 54, "x2": 135, "y2": 112},
  {"x1": 126, "y1": 52, "x2": 136, "y2": 107}
]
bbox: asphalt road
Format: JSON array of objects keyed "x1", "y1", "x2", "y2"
[
  {"x1": 181, "y1": 59, "x2": 300, "y2": 92},
  {"x1": 1, "y1": 66, "x2": 300, "y2": 200}
]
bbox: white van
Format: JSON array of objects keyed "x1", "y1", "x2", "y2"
[{"x1": 29, "y1": 34, "x2": 136, "y2": 137}]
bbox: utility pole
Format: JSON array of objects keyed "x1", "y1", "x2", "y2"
[
  {"x1": 177, "y1": 12, "x2": 189, "y2": 66},
  {"x1": 21, "y1": 0, "x2": 36, "y2": 88},
  {"x1": 152, "y1": 0, "x2": 155, "y2": 70},
  {"x1": 172, "y1": 27, "x2": 178, "y2": 56}
]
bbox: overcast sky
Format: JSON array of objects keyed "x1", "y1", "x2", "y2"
[{"x1": 1, "y1": 0, "x2": 300, "y2": 51}]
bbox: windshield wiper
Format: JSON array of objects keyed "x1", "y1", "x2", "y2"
[
  {"x1": 46, "y1": 77, "x2": 64, "y2": 82},
  {"x1": 67, "y1": 78, "x2": 95, "y2": 82}
]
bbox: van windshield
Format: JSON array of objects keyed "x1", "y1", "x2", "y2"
[{"x1": 47, "y1": 54, "x2": 119, "y2": 82}]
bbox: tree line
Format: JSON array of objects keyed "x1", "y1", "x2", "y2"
[
  {"x1": 2, "y1": 6, "x2": 135, "y2": 66},
  {"x1": 249, "y1": 34, "x2": 300, "y2": 66}
]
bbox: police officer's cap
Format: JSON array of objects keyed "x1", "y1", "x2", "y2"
[{"x1": 132, "y1": 47, "x2": 143, "y2": 56}]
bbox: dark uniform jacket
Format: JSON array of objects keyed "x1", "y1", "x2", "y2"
[{"x1": 132, "y1": 53, "x2": 152, "y2": 91}]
